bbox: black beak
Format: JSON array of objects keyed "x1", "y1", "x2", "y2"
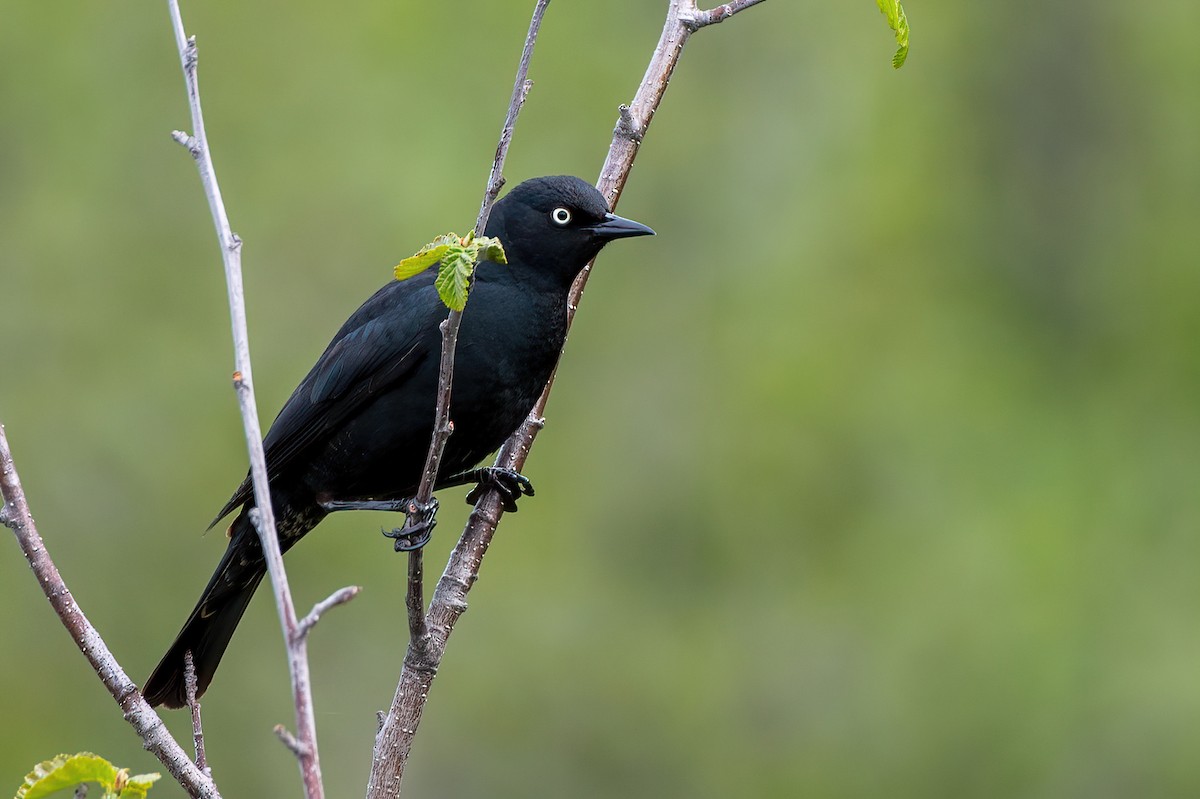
[{"x1": 589, "y1": 212, "x2": 656, "y2": 240}]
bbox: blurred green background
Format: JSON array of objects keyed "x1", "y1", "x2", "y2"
[{"x1": 3, "y1": 1, "x2": 1199, "y2": 796}]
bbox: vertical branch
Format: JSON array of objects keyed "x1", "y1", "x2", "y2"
[
  {"x1": 366, "y1": 2, "x2": 550, "y2": 797},
  {"x1": 0, "y1": 426, "x2": 222, "y2": 799},
  {"x1": 183, "y1": 651, "x2": 211, "y2": 777},
  {"x1": 368, "y1": 0, "x2": 766, "y2": 796},
  {"x1": 400, "y1": 0, "x2": 547, "y2": 648},
  {"x1": 165, "y1": 2, "x2": 351, "y2": 797}
]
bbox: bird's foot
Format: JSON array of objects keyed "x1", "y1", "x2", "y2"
[
  {"x1": 382, "y1": 497, "x2": 440, "y2": 552},
  {"x1": 464, "y1": 467, "x2": 535, "y2": 512}
]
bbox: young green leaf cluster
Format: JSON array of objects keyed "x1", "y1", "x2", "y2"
[
  {"x1": 14, "y1": 753, "x2": 160, "y2": 799},
  {"x1": 876, "y1": 0, "x2": 910, "y2": 69},
  {"x1": 394, "y1": 232, "x2": 508, "y2": 312}
]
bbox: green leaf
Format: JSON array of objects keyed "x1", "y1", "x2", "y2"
[
  {"x1": 876, "y1": 0, "x2": 910, "y2": 69},
  {"x1": 434, "y1": 247, "x2": 475, "y2": 311},
  {"x1": 396, "y1": 230, "x2": 510, "y2": 311},
  {"x1": 394, "y1": 243, "x2": 450, "y2": 281},
  {"x1": 477, "y1": 235, "x2": 507, "y2": 265},
  {"x1": 13, "y1": 754, "x2": 159, "y2": 799},
  {"x1": 15, "y1": 753, "x2": 116, "y2": 799}
]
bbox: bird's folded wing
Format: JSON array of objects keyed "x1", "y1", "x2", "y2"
[{"x1": 210, "y1": 281, "x2": 440, "y2": 527}]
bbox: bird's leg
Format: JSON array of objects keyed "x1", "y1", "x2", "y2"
[
  {"x1": 319, "y1": 497, "x2": 439, "y2": 551},
  {"x1": 383, "y1": 497, "x2": 440, "y2": 552},
  {"x1": 444, "y1": 467, "x2": 535, "y2": 513},
  {"x1": 320, "y1": 499, "x2": 413, "y2": 513}
]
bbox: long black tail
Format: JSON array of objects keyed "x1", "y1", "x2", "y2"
[
  {"x1": 143, "y1": 510, "x2": 268, "y2": 708},
  {"x1": 143, "y1": 502, "x2": 325, "y2": 708}
]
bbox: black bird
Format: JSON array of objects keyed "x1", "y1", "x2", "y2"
[{"x1": 143, "y1": 175, "x2": 653, "y2": 708}]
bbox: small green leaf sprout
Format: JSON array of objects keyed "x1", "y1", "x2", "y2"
[
  {"x1": 876, "y1": 0, "x2": 910, "y2": 69},
  {"x1": 394, "y1": 232, "x2": 508, "y2": 312}
]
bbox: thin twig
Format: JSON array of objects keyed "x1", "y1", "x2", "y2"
[
  {"x1": 405, "y1": 547, "x2": 425, "y2": 642},
  {"x1": 296, "y1": 585, "x2": 362, "y2": 640},
  {"x1": 366, "y1": 2, "x2": 550, "y2": 796},
  {"x1": 183, "y1": 651, "x2": 211, "y2": 776},
  {"x1": 0, "y1": 426, "x2": 222, "y2": 798},
  {"x1": 366, "y1": 0, "x2": 766, "y2": 794},
  {"x1": 275, "y1": 724, "x2": 310, "y2": 758},
  {"x1": 399, "y1": 0, "x2": 547, "y2": 650},
  {"x1": 165, "y1": 2, "x2": 325, "y2": 797}
]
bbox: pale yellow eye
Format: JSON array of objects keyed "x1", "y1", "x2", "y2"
[{"x1": 551, "y1": 207, "x2": 572, "y2": 226}]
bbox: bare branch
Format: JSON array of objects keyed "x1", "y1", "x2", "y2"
[
  {"x1": 405, "y1": 545, "x2": 427, "y2": 644},
  {"x1": 366, "y1": 2, "x2": 550, "y2": 796},
  {"x1": 296, "y1": 585, "x2": 362, "y2": 641},
  {"x1": 183, "y1": 651, "x2": 211, "y2": 777},
  {"x1": 275, "y1": 724, "x2": 311, "y2": 758},
  {"x1": 680, "y1": 0, "x2": 768, "y2": 30},
  {"x1": 397, "y1": 0, "x2": 549, "y2": 652},
  {"x1": 0, "y1": 426, "x2": 222, "y2": 798},
  {"x1": 166, "y1": 1, "x2": 326, "y2": 796},
  {"x1": 367, "y1": 0, "x2": 765, "y2": 794}
]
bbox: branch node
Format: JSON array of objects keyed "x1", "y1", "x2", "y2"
[
  {"x1": 274, "y1": 724, "x2": 310, "y2": 758},
  {"x1": 296, "y1": 585, "x2": 362, "y2": 641},
  {"x1": 688, "y1": 0, "x2": 767, "y2": 31},
  {"x1": 616, "y1": 104, "x2": 645, "y2": 143}
]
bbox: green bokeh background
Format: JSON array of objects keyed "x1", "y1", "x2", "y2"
[{"x1": 3, "y1": 1, "x2": 1199, "y2": 796}]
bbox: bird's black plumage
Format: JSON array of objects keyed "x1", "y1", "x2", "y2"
[{"x1": 143, "y1": 176, "x2": 653, "y2": 708}]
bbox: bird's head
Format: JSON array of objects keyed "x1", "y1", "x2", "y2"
[{"x1": 485, "y1": 175, "x2": 654, "y2": 285}]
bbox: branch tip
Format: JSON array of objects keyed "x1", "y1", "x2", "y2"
[
  {"x1": 275, "y1": 725, "x2": 310, "y2": 758},
  {"x1": 296, "y1": 585, "x2": 362, "y2": 640}
]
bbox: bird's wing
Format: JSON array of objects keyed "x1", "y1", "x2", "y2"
[{"x1": 210, "y1": 278, "x2": 441, "y2": 526}]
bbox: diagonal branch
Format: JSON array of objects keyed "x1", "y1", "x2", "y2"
[
  {"x1": 0, "y1": 426, "x2": 222, "y2": 798},
  {"x1": 367, "y1": 0, "x2": 767, "y2": 795}
]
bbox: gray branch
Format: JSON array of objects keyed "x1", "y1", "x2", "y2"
[
  {"x1": 296, "y1": 585, "x2": 362, "y2": 641},
  {"x1": 0, "y1": 426, "x2": 222, "y2": 798},
  {"x1": 166, "y1": 1, "x2": 329, "y2": 796},
  {"x1": 366, "y1": 4, "x2": 550, "y2": 796},
  {"x1": 183, "y1": 651, "x2": 211, "y2": 778},
  {"x1": 366, "y1": 0, "x2": 766, "y2": 795}
]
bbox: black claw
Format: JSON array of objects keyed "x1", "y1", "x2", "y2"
[
  {"x1": 464, "y1": 467, "x2": 534, "y2": 512},
  {"x1": 382, "y1": 497, "x2": 439, "y2": 551}
]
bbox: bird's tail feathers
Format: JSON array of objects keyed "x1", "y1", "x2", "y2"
[{"x1": 142, "y1": 513, "x2": 265, "y2": 709}]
